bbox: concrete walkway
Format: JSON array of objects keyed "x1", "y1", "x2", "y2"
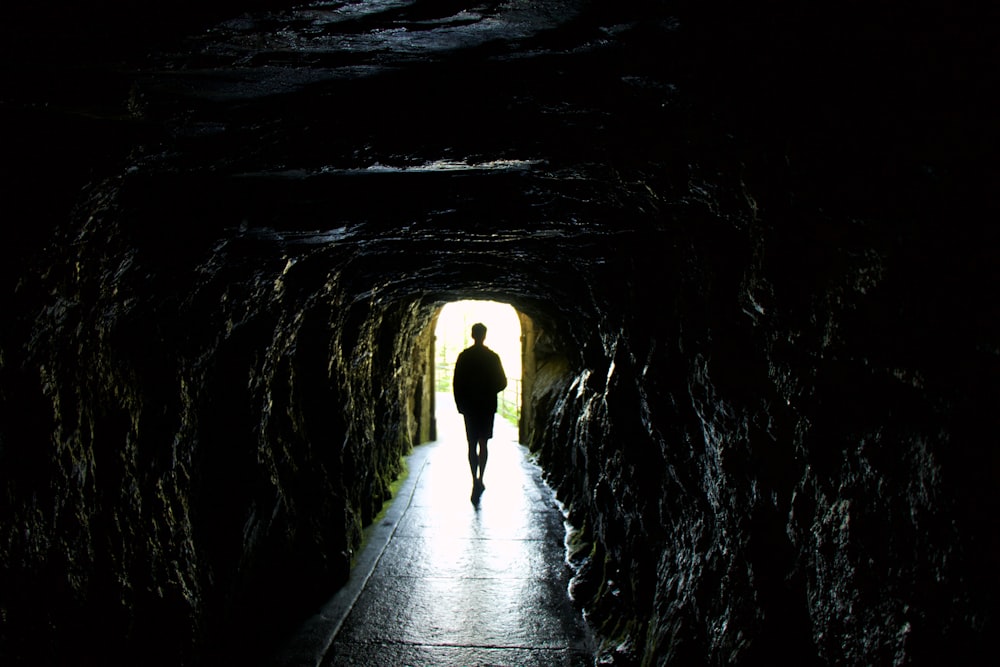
[{"x1": 277, "y1": 395, "x2": 594, "y2": 666}]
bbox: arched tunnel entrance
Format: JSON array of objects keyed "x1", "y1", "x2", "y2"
[
  {"x1": 429, "y1": 300, "x2": 535, "y2": 446},
  {"x1": 1, "y1": 1, "x2": 996, "y2": 666}
]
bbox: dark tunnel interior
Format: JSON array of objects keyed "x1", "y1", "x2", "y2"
[{"x1": 1, "y1": 1, "x2": 998, "y2": 665}]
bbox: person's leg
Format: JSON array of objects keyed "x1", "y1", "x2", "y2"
[
  {"x1": 465, "y1": 417, "x2": 480, "y2": 484},
  {"x1": 477, "y1": 437, "x2": 489, "y2": 485}
]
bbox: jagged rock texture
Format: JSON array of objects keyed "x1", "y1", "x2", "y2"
[{"x1": 2, "y1": 1, "x2": 996, "y2": 665}]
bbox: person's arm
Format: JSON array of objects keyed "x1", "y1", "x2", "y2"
[
  {"x1": 494, "y1": 353, "x2": 507, "y2": 393},
  {"x1": 453, "y1": 353, "x2": 467, "y2": 413}
]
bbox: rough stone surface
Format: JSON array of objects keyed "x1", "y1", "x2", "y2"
[{"x1": 1, "y1": 1, "x2": 997, "y2": 665}]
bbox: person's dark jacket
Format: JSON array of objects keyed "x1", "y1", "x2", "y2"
[{"x1": 453, "y1": 344, "x2": 507, "y2": 415}]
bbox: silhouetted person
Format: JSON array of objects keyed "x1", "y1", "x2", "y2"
[{"x1": 453, "y1": 322, "x2": 507, "y2": 500}]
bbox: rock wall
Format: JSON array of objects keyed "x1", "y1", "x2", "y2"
[
  {"x1": 1, "y1": 1, "x2": 996, "y2": 665},
  {"x1": 523, "y1": 3, "x2": 999, "y2": 664},
  {"x1": 529, "y1": 165, "x2": 998, "y2": 664},
  {"x1": 1, "y1": 171, "x2": 438, "y2": 663}
]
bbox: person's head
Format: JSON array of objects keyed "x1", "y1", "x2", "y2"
[{"x1": 471, "y1": 322, "x2": 487, "y2": 343}]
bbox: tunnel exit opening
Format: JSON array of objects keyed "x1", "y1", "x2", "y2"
[
  {"x1": 435, "y1": 300, "x2": 521, "y2": 428},
  {"x1": 433, "y1": 300, "x2": 530, "y2": 442}
]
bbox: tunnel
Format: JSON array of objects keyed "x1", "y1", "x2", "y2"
[{"x1": 1, "y1": 1, "x2": 997, "y2": 665}]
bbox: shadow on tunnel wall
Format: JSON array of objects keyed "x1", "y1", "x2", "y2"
[{"x1": 1, "y1": 0, "x2": 997, "y2": 665}]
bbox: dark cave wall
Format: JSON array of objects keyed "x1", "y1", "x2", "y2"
[
  {"x1": 5, "y1": 156, "x2": 994, "y2": 667},
  {"x1": 520, "y1": 1, "x2": 1000, "y2": 664},
  {"x1": 0, "y1": 173, "x2": 429, "y2": 664},
  {"x1": 528, "y1": 162, "x2": 998, "y2": 665}
]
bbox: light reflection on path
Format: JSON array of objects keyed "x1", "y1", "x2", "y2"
[
  {"x1": 315, "y1": 393, "x2": 593, "y2": 665},
  {"x1": 415, "y1": 392, "x2": 539, "y2": 515}
]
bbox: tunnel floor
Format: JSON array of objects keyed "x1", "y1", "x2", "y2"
[{"x1": 276, "y1": 394, "x2": 594, "y2": 666}]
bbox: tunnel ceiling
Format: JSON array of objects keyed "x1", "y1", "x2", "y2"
[
  {"x1": 71, "y1": 0, "x2": 700, "y2": 341},
  {"x1": 8, "y1": 0, "x2": 989, "y2": 410},
  {"x1": 10, "y1": 0, "x2": 984, "y2": 320}
]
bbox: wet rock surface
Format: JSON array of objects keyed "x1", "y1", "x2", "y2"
[{"x1": 2, "y1": 1, "x2": 998, "y2": 665}]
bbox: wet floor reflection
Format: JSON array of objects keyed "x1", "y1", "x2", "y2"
[{"x1": 322, "y1": 394, "x2": 593, "y2": 665}]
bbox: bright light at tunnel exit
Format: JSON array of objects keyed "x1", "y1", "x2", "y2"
[{"x1": 434, "y1": 300, "x2": 521, "y2": 427}]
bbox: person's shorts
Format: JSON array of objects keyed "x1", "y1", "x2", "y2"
[{"x1": 463, "y1": 412, "x2": 495, "y2": 443}]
